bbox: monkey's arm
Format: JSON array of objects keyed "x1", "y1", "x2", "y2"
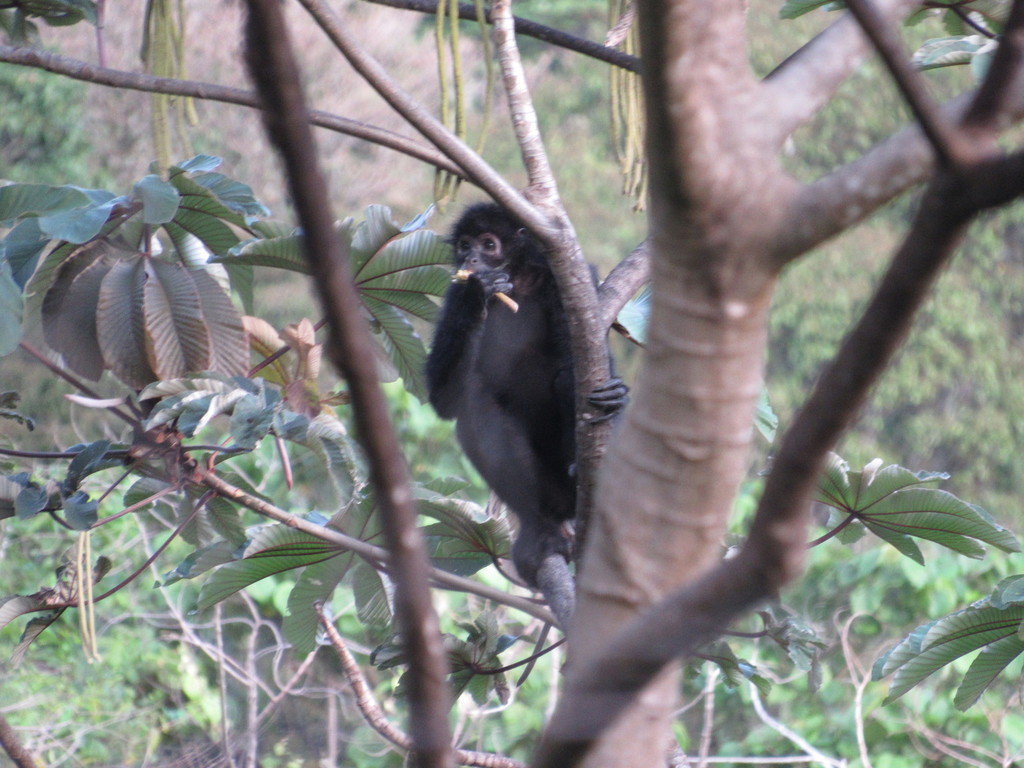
[{"x1": 425, "y1": 271, "x2": 512, "y2": 418}]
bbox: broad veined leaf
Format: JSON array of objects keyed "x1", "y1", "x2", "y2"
[
  {"x1": 350, "y1": 205, "x2": 403, "y2": 275},
  {"x1": 143, "y1": 376, "x2": 252, "y2": 435},
  {"x1": 161, "y1": 540, "x2": 239, "y2": 586},
  {"x1": 165, "y1": 170, "x2": 247, "y2": 256},
  {"x1": 284, "y1": 553, "x2": 356, "y2": 654},
  {"x1": 97, "y1": 257, "x2": 155, "y2": 388},
  {"x1": 64, "y1": 490, "x2": 97, "y2": 529},
  {"x1": 41, "y1": 244, "x2": 116, "y2": 381},
  {"x1": 0, "y1": 260, "x2": 22, "y2": 355},
  {"x1": 219, "y1": 230, "x2": 309, "y2": 272},
  {"x1": 876, "y1": 600, "x2": 1024, "y2": 710},
  {"x1": 0, "y1": 183, "x2": 118, "y2": 243},
  {"x1": 913, "y1": 36, "x2": 990, "y2": 70},
  {"x1": 1, "y1": 218, "x2": 51, "y2": 288},
  {"x1": 355, "y1": 228, "x2": 450, "y2": 287},
  {"x1": 191, "y1": 267, "x2": 248, "y2": 377},
  {"x1": 187, "y1": 169, "x2": 269, "y2": 221},
  {"x1": 351, "y1": 560, "x2": 394, "y2": 629},
  {"x1": 364, "y1": 295, "x2": 429, "y2": 398},
  {"x1": 815, "y1": 454, "x2": 1017, "y2": 561},
  {"x1": 195, "y1": 525, "x2": 342, "y2": 611},
  {"x1": 415, "y1": 486, "x2": 510, "y2": 569},
  {"x1": 133, "y1": 174, "x2": 181, "y2": 225},
  {"x1": 64, "y1": 439, "x2": 113, "y2": 491},
  {"x1": 144, "y1": 258, "x2": 212, "y2": 378},
  {"x1": 302, "y1": 414, "x2": 367, "y2": 505}
]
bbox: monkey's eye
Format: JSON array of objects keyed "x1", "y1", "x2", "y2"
[
  {"x1": 481, "y1": 237, "x2": 497, "y2": 252},
  {"x1": 456, "y1": 237, "x2": 473, "y2": 254}
]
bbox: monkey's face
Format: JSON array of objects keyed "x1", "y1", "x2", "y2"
[{"x1": 455, "y1": 232, "x2": 507, "y2": 274}]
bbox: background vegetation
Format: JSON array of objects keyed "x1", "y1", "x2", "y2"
[{"x1": 2, "y1": 0, "x2": 1024, "y2": 766}]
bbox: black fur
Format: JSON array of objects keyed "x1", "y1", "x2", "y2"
[{"x1": 426, "y1": 203, "x2": 576, "y2": 588}]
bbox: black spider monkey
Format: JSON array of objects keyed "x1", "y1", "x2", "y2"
[{"x1": 425, "y1": 202, "x2": 626, "y2": 610}]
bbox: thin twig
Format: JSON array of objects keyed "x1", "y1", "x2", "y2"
[
  {"x1": 845, "y1": 0, "x2": 973, "y2": 167},
  {"x1": 19, "y1": 341, "x2": 137, "y2": 425},
  {"x1": 0, "y1": 45, "x2": 464, "y2": 176},
  {"x1": 315, "y1": 604, "x2": 527, "y2": 768},
  {"x1": 838, "y1": 614, "x2": 874, "y2": 768},
  {"x1": 200, "y1": 471, "x2": 555, "y2": 622}
]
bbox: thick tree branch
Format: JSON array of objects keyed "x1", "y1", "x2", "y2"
[
  {"x1": 846, "y1": 0, "x2": 974, "y2": 167},
  {"x1": 761, "y1": 0, "x2": 920, "y2": 144},
  {"x1": 488, "y1": 0, "x2": 618, "y2": 592},
  {"x1": 0, "y1": 45, "x2": 464, "y2": 177},
  {"x1": 364, "y1": 0, "x2": 640, "y2": 72},
  {"x1": 0, "y1": 712, "x2": 36, "y2": 768},
  {"x1": 241, "y1": 4, "x2": 452, "y2": 765},
  {"x1": 491, "y1": 0, "x2": 558, "y2": 200},
  {"x1": 538, "y1": 146, "x2": 1024, "y2": 768},
  {"x1": 598, "y1": 240, "x2": 650, "y2": 329}
]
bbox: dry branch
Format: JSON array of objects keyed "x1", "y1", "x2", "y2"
[
  {"x1": 0, "y1": 45, "x2": 463, "y2": 176},
  {"x1": 316, "y1": 605, "x2": 527, "y2": 768},
  {"x1": 242, "y1": 3, "x2": 453, "y2": 764}
]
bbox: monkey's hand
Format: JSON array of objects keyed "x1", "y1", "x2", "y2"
[
  {"x1": 456, "y1": 268, "x2": 518, "y2": 312},
  {"x1": 585, "y1": 377, "x2": 629, "y2": 423}
]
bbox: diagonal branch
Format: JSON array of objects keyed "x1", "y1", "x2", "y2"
[
  {"x1": 966, "y1": 0, "x2": 1024, "y2": 128},
  {"x1": 598, "y1": 240, "x2": 650, "y2": 329},
  {"x1": 0, "y1": 712, "x2": 36, "y2": 768},
  {"x1": 316, "y1": 604, "x2": 527, "y2": 768},
  {"x1": 845, "y1": 0, "x2": 974, "y2": 167},
  {"x1": 200, "y1": 471, "x2": 555, "y2": 623},
  {"x1": 241, "y1": 4, "x2": 452, "y2": 765},
  {"x1": 761, "y1": 0, "x2": 920, "y2": 144},
  {"x1": 294, "y1": 0, "x2": 549, "y2": 237},
  {"x1": 0, "y1": 45, "x2": 464, "y2": 176},
  {"x1": 490, "y1": 0, "x2": 559, "y2": 202},
  {"x1": 364, "y1": 0, "x2": 640, "y2": 72}
]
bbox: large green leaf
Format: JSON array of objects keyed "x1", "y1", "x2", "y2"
[
  {"x1": 815, "y1": 454, "x2": 1018, "y2": 561},
  {"x1": 134, "y1": 174, "x2": 181, "y2": 225},
  {"x1": 415, "y1": 486, "x2": 510, "y2": 571},
  {"x1": 195, "y1": 525, "x2": 342, "y2": 611},
  {"x1": 191, "y1": 267, "x2": 248, "y2": 377},
  {"x1": 364, "y1": 295, "x2": 429, "y2": 399},
  {"x1": 284, "y1": 552, "x2": 355, "y2": 654},
  {"x1": 220, "y1": 230, "x2": 309, "y2": 272},
  {"x1": 143, "y1": 375, "x2": 252, "y2": 435},
  {"x1": 876, "y1": 601, "x2": 1024, "y2": 709},
  {"x1": 352, "y1": 560, "x2": 394, "y2": 629},
  {"x1": 0, "y1": 183, "x2": 117, "y2": 243},
  {"x1": 0, "y1": 260, "x2": 22, "y2": 355}
]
